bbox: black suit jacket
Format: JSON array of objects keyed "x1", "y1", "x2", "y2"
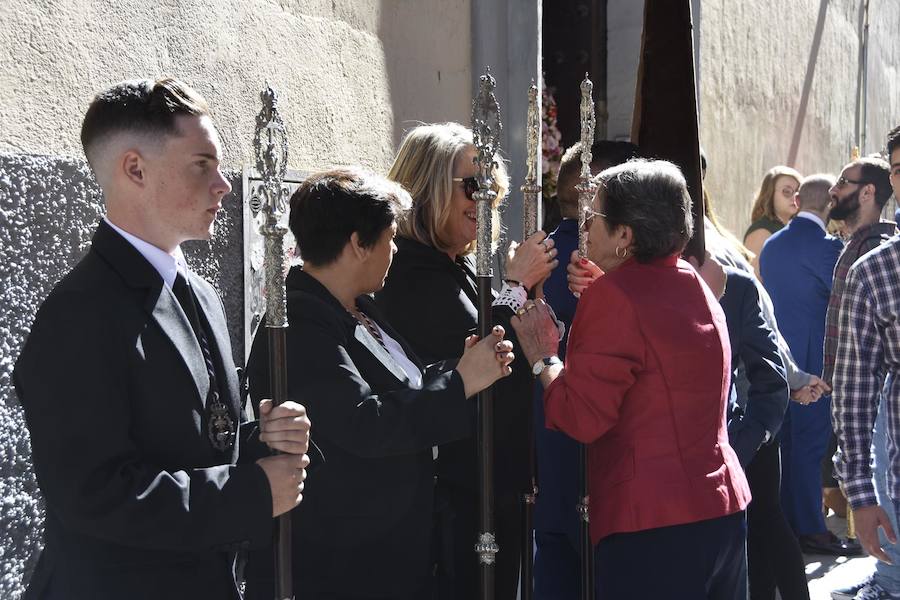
[
  {"x1": 374, "y1": 236, "x2": 533, "y2": 494},
  {"x1": 13, "y1": 221, "x2": 273, "y2": 600},
  {"x1": 244, "y1": 267, "x2": 473, "y2": 598},
  {"x1": 720, "y1": 266, "x2": 789, "y2": 467}
]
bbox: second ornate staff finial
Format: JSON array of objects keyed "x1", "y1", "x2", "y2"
[{"x1": 576, "y1": 73, "x2": 597, "y2": 257}]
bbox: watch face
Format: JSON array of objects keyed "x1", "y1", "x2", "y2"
[{"x1": 532, "y1": 361, "x2": 543, "y2": 376}]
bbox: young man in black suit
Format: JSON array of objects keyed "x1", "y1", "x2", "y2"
[{"x1": 13, "y1": 78, "x2": 312, "y2": 600}]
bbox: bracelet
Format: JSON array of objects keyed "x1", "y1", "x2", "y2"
[{"x1": 504, "y1": 279, "x2": 529, "y2": 292}]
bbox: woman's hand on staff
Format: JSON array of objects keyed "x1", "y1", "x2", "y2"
[
  {"x1": 506, "y1": 231, "x2": 558, "y2": 291},
  {"x1": 457, "y1": 325, "x2": 515, "y2": 398},
  {"x1": 567, "y1": 250, "x2": 602, "y2": 297},
  {"x1": 510, "y1": 299, "x2": 561, "y2": 366}
]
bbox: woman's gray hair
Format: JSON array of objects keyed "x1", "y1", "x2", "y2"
[{"x1": 596, "y1": 159, "x2": 694, "y2": 262}]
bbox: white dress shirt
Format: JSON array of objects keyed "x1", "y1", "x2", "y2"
[{"x1": 104, "y1": 218, "x2": 189, "y2": 287}]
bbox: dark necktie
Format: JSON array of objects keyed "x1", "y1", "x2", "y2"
[{"x1": 172, "y1": 272, "x2": 235, "y2": 452}]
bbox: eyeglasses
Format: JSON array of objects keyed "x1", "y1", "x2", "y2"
[
  {"x1": 582, "y1": 207, "x2": 606, "y2": 229},
  {"x1": 451, "y1": 176, "x2": 479, "y2": 200},
  {"x1": 835, "y1": 176, "x2": 869, "y2": 188}
]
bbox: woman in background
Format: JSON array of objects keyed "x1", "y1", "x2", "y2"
[{"x1": 744, "y1": 166, "x2": 802, "y2": 276}]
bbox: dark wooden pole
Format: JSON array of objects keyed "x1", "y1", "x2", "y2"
[{"x1": 631, "y1": 0, "x2": 705, "y2": 261}]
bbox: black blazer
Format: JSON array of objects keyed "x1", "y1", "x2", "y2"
[
  {"x1": 720, "y1": 266, "x2": 789, "y2": 466},
  {"x1": 375, "y1": 236, "x2": 533, "y2": 494},
  {"x1": 244, "y1": 268, "x2": 474, "y2": 598},
  {"x1": 13, "y1": 221, "x2": 273, "y2": 600}
]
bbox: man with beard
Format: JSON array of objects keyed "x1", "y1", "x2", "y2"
[{"x1": 827, "y1": 154, "x2": 898, "y2": 600}]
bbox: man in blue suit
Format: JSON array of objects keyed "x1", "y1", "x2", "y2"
[
  {"x1": 760, "y1": 174, "x2": 853, "y2": 555},
  {"x1": 533, "y1": 140, "x2": 640, "y2": 599}
]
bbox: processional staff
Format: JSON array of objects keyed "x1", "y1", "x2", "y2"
[
  {"x1": 575, "y1": 73, "x2": 597, "y2": 600},
  {"x1": 519, "y1": 79, "x2": 541, "y2": 600},
  {"x1": 472, "y1": 67, "x2": 502, "y2": 600},
  {"x1": 252, "y1": 84, "x2": 294, "y2": 600}
]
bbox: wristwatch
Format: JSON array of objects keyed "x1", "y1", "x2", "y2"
[{"x1": 532, "y1": 355, "x2": 562, "y2": 376}]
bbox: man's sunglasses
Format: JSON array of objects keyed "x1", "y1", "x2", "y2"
[{"x1": 452, "y1": 176, "x2": 480, "y2": 200}]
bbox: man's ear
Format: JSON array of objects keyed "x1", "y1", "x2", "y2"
[
  {"x1": 121, "y1": 150, "x2": 146, "y2": 188},
  {"x1": 862, "y1": 182, "x2": 877, "y2": 205}
]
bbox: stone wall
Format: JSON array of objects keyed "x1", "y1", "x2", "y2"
[{"x1": 606, "y1": 0, "x2": 900, "y2": 237}]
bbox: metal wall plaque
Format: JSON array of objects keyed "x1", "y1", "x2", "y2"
[{"x1": 241, "y1": 166, "x2": 307, "y2": 361}]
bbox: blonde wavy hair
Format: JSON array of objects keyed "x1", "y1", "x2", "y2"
[
  {"x1": 388, "y1": 122, "x2": 508, "y2": 255},
  {"x1": 749, "y1": 165, "x2": 802, "y2": 222}
]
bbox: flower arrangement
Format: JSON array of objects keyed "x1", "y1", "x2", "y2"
[{"x1": 541, "y1": 80, "x2": 563, "y2": 200}]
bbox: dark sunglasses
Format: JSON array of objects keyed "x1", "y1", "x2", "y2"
[{"x1": 452, "y1": 176, "x2": 480, "y2": 200}]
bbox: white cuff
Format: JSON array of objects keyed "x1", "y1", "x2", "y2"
[{"x1": 492, "y1": 282, "x2": 527, "y2": 311}]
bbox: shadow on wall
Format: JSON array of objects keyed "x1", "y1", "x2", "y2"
[
  {"x1": 0, "y1": 153, "x2": 245, "y2": 598},
  {"x1": 787, "y1": 0, "x2": 829, "y2": 166},
  {"x1": 377, "y1": 0, "x2": 473, "y2": 150}
]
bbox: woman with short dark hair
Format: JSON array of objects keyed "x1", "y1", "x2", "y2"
[
  {"x1": 244, "y1": 168, "x2": 515, "y2": 599},
  {"x1": 514, "y1": 159, "x2": 752, "y2": 599}
]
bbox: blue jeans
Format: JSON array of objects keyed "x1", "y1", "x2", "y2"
[{"x1": 874, "y1": 403, "x2": 900, "y2": 593}]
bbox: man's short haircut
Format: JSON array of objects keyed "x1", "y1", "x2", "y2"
[
  {"x1": 80, "y1": 77, "x2": 210, "y2": 168},
  {"x1": 797, "y1": 174, "x2": 836, "y2": 212},
  {"x1": 887, "y1": 125, "x2": 900, "y2": 160},
  {"x1": 853, "y1": 157, "x2": 893, "y2": 208},
  {"x1": 597, "y1": 158, "x2": 693, "y2": 263},
  {"x1": 290, "y1": 167, "x2": 412, "y2": 267},
  {"x1": 557, "y1": 140, "x2": 642, "y2": 209}
]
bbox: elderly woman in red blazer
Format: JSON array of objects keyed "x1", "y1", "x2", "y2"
[{"x1": 513, "y1": 159, "x2": 751, "y2": 600}]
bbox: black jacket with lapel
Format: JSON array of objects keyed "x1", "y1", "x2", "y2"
[
  {"x1": 244, "y1": 267, "x2": 473, "y2": 598},
  {"x1": 13, "y1": 221, "x2": 273, "y2": 600}
]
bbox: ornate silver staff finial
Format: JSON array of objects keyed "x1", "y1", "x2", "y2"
[
  {"x1": 576, "y1": 73, "x2": 597, "y2": 257},
  {"x1": 522, "y1": 79, "x2": 541, "y2": 239},
  {"x1": 252, "y1": 83, "x2": 291, "y2": 329},
  {"x1": 472, "y1": 67, "x2": 502, "y2": 278}
]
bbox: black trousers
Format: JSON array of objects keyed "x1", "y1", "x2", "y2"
[
  {"x1": 746, "y1": 440, "x2": 810, "y2": 600},
  {"x1": 434, "y1": 482, "x2": 522, "y2": 600},
  {"x1": 595, "y1": 511, "x2": 747, "y2": 600}
]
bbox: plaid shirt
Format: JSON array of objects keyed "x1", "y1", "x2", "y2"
[
  {"x1": 823, "y1": 221, "x2": 897, "y2": 387},
  {"x1": 832, "y1": 234, "x2": 900, "y2": 508}
]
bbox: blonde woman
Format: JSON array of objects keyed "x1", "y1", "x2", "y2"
[
  {"x1": 744, "y1": 166, "x2": 802, "y2": 274},
  {"x1": 376, "y1": 122, "x2": 556, "y2": 599}
]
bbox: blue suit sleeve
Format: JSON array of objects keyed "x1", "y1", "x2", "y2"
[{"x1": 724, "y1": 271, "x2": 789, "y2": 466}]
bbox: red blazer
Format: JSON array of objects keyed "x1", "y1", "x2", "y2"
[{"x1": 544, "y1": 255, "x2": 751, "y2": 543}]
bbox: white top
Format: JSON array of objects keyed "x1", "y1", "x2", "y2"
[
  {"x1": 369, "y1": 318, "x2": 423, "y2": 389},
  {"x1": 104, "y1": 218, "x2": 189, "y2": 288},
  {"x1": 795, "y1": 211, "x2": 827, "y2": 232}
]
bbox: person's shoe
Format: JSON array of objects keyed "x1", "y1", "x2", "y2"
[
  {"x1": 832, "y1": 574, "x2": 875, "y2": 600},
  {"x1": 853, "y1": 580, "x2": 900, "y2": 599},
  {"x1": 800, "y1": 531, "x2": 864, "y2": 556}
]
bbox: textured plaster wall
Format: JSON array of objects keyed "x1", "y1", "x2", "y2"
[
  {"x1": 0, "y1": 154, "x2": 245, "y2": 598},
  {"x1": 606, "y1": 0, "x2": 900, "y2": 237},
  {"x1": 0, "y1": 0, "x2": 394, "y2": 172}
]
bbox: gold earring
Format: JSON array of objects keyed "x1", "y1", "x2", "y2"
[{"x1": 615, "y1": 246, "x2": 628, "y2": 259}]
